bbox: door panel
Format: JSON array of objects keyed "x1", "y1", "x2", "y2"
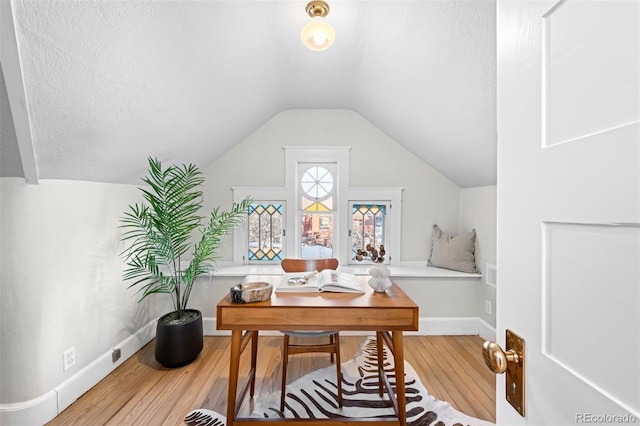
[
  {"x1": 543, "y1": 222, "x2": 640, "y2": 411},
  {"x1": 543, "y1": 1, "x2": 639, "y2": 146},
  {"x1": 497, "y1": 0, "x2": 639, "y2": 424}
]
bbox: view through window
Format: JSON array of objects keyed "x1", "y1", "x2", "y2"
[
  {"x1": 299, "y1": 165, "x2": 335, "y2": 259},
  {"x1": 247, "y1": 203, "x2": 283, "y2": 261},
  {"x1": 351, "y1": 204, "x2": 387, "y2": 261}
]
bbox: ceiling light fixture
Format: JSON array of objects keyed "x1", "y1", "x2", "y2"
[{"x1": 301, "y1": 0, "x2": 335, "y2": 51}]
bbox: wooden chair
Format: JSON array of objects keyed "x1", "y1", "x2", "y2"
[{"x1": 279, "y1": 258, "x2": 343, "y2": 411}]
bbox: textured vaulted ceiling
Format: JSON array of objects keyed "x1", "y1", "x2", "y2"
[{"x1": 0, "y1": 0, "x2": 496, "y2": 188}]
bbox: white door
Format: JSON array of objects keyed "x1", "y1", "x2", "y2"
[{"x1": 497, "y1": 1, "x2": 639, "y2": 424}]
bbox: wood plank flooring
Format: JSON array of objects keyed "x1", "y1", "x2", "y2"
[{"x1": 47, "y1": 335, "x2": 495, "y2": 425}]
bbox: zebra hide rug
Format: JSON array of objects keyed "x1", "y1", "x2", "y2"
[{"x1": 184, "y1": 336, "x2": 493, "y2": 426}]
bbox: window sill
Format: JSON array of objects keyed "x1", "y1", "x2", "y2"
[{"x1": 213, "y1": 261, "x2": 481, "y2": 279}]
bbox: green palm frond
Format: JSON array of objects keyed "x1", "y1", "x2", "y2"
[
  {"x1": 181, "y1": 197, "x2": 253, "y2": 307},
  {"x1": 119, "y1": 157, "x2": 251, "y2": 319}
]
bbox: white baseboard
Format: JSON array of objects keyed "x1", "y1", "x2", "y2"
[
  {"x1": 55, "y1": 320, "x2": 156, "y2": 412},
  {"x1": 0, "y1": 320, "x2": 156, "y2": 426},
  {"x1": 0, "y1": 391, "x2": 58, "y2": 426},
  {"x1": 477, "y1": 319, "x2": 496, "y2": 341},
  {"x1": 2, "y1": 315, "x2": 490, "y2": 425}
]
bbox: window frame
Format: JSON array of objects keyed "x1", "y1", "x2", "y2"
[
  {"x1": 349, "y1": 201, "x2": 390, "y2": 265},
  {"x1": 246, "y1": 202, "x2": 285, "y2": 262},
  {"x1": 233, "y1": 187, "x2": 287, "y2": 264},
  {"x1": 345, "y1": 189, "x2": 402, "y2": 265},
  {"x1": 285, "y1": 147, "x2": 349, "y2": 260},
  {"x1": 297, "y1": 161, "x2": 337, "y2": 259}
]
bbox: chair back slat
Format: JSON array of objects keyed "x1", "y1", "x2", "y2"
[{"x1": 281, "y1": 258, "x2": 339, "y2": 273}]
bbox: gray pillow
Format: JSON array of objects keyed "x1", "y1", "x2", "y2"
[{"x1": 428, "y1": 224, "x2": 479, "y2": 273}]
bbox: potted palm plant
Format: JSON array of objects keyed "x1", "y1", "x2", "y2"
[{"x1": 119, "y1": 157, "x2": 251, "y2": 367}]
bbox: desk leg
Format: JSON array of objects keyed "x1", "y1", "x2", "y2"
[
  {"x1": 375, "y1": 332, "x2": 384, "y2": 396},
  {"x1": 226, "y1": 330, "x2": 242, "y2": 426},
  {"x1": 392, "y1": 331, "x2": 406, "y2": 426},
  {"x1": 250, "y1": 331, "x2": 258, "y2": 397}
]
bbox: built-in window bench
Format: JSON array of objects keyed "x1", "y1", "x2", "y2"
[
  {"x1": 213, "y1": 262, "x2": 481, "y2": 278},
  {"x1": 207, "y1": 262, "x2": 485, "y2": 337}
]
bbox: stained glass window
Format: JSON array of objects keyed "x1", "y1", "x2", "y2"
[
  {"x1": 248, "y1": 203, "x2": 283, "y2": 261},
  {"x1": 351, "y1": 204, "x2": 386, "y2": 260},
  {"x1": 299, "y1": 165, "x2": 335, "y2": 259},
  {"x1": 300, "y1": 166, "x2": 334, "y2": 211},
  {"x1": 301, "y1": 166, "x2": 333, "y2": 199}
]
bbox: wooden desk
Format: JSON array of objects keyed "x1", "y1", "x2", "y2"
[{"x1": 216, "y1": 275, "x2": 419, "y2": 426}]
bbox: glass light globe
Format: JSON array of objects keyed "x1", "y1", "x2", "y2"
[
  {"x1": 300, "y1": 19, "x2": 335, "y2": 51},
  {"x1": 313, "y1": 33, "x2": 327, "y2": 46}
]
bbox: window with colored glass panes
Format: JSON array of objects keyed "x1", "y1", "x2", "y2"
[
  {"x1": 351, "y1": 204, "x2": 387, "y2": 263},
  {"x1": 299, "y1": 164, "x2": 335, "y2": 259},
  {"x1": 247, "y1": 203, "x2": 283, "y2": 261}
]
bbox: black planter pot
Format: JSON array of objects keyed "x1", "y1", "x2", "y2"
[{"x1": 155, "y1": 309, "x2": 203, "y2": 368}]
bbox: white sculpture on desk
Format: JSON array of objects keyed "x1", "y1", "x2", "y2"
[
  {"x1": 355, "y1": 244, "x2": 392, "y2": 293},
  {"x1": 368, "y1": 264, "x2": 392, "y2": 292}
]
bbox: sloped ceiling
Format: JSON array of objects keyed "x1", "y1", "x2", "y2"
[
  {"x1": 0, "y1": 0, "x2": 496, "y2": 188},
  {"x1": 0, "y1": 66, "x2": 24, "y2": 178}
]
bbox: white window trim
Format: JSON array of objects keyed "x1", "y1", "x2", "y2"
[
  {"x1": 347, "y1": 193, "x2": 402, "y2": 265},
  {"x1": 232, "y1": 146, "x2": 403, "y2": 266},
  {"x1": 233, "y1": 187, "x2": 287, "y2": 264},
  {"x1": 348, "y1": 188, "x2": 403, "y2": 264},
  {"x1": 285, "y1": 146, "x2": 350, "y2": 260}
]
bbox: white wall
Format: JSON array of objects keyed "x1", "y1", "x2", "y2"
[
  {"x1": 460, "y1": 185, "x2": 497, "y2": 270},
  {"x1": 0, "y1": 178, "x2": 156, "y2": 408},
  {"x1": 460, "y1": 185, "x2": 497, "y2": 328},
  {"x1": 201, "y1": 109, "x2": 461, "y2": 262}
]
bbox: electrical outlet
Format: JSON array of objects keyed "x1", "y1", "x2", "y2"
[
  {"x1": 112, "y1": 348, "x2": 121, "y2": 363},
  {"x1": 485, "y1": 300, "x2": 492, "y2": 315},
  {"x1": 63, "y1": 347, "x2": 76, "y2": 371}
]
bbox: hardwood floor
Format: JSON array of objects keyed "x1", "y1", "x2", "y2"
[{"x1": 47, "y1": 335, "x2": 496, "y2": 425}]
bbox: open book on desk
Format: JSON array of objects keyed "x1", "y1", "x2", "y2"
[{"x1": 276, "y1": 269, "x2": 365, "y2": 293}]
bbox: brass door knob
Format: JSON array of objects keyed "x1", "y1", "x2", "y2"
[
  {"x1": 482, "y1": 340, "x2": 520, "y2": 374},
  {"x1": 484, "y1": 330, "x2": 526, "y2": 417}
]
